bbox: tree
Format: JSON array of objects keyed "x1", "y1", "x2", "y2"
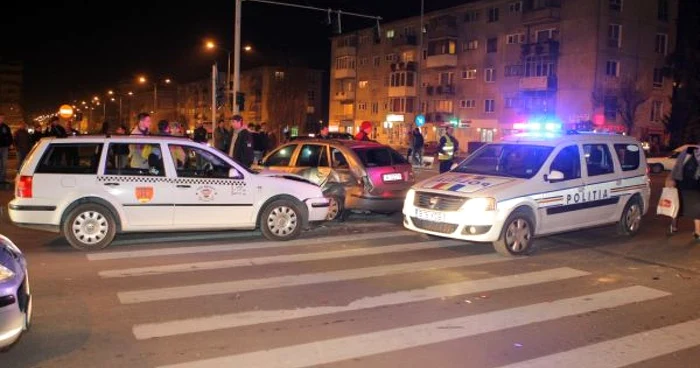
[
  {"x1": 592, "y1": 76, "x2": 649, "y2": 135},
  {"x1": 266, "y1": 68, "x2": 310, "y2": 135}
]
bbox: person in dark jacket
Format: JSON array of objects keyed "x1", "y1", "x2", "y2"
[
  {"x1": 0, "y1": 113, "x2": 13, "y2": 182},
  {"x1": 13, "y1": 123, "x2": 32, "y2": 169},
  {"x1": 228, "y1": 115, "x2": 254, "y2": 167},
  {"x1": 193, "y1": 121, "x2": 208, "y2": 144}
]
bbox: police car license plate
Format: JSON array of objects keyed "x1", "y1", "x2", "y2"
[
  {"x1": 415, "y1": 208, "x2": 445, "y2": 222},
  {"x1": 383, "y1": 173, "x2": 403, "y2": 182}
]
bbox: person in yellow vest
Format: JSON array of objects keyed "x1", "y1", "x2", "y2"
[{"x1": 437, "y1": 126, "x2": 459, "y2": 173}]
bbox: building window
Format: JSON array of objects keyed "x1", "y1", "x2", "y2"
[
  {"x1": 274, "y1": 71, "x2": 285, "y2": 80},
  {"x1": 359, "y1": 57, "x2": 368, "y2": 66},
  {"x1": 487, "y1": 7, "x2": 500, "y2": 22},
  {"x1": 608, "y1": 24, "x2": 622, "y2": 48},
  {"x1": 658, "y1": 0, "x2": 669, "y2": 21},
  {"x1": 359, "y1": 35, "x2": 370, "y2": 45},
  {"x1": 401, "y1": 50, "x2": 416, "y2": 62},
  {"x1": 487, "y1": 37, "x2": 498, "y2": 53},
  {"x1": 653, "y1": 68, "x2": 664, "y2": 88},
  {"x1": 485, "y1": 99, "x2": 496, "y2": 113},
  {"x1": 358, "y1": 102, "x2": 368, "y2": 111},
  {"x1": 373, "y1": 56, "x2": 381, "y2": 67},
  {"x1": 604, "y1": 96, "x2": 618, "y2": 120},
  {"x1": 505, "y1": 97, "x2": 520, "y2": 109},
  {"x1": 536, "y1": 29, "x2": 556, "y2": 42},
  {"x1": 462, "y1": 68, "x2": 477, "y2": 79},
  {"x1": 307, "y1": 90, "x2": 315, "y2": 102},
  {"x1": 464, "y1": 11, "x2": 480, "y2": 22},
  {"x1": 504, "y1": 65, "x2": 522, "y2": 77},
  {"x1": 358, "y1": 80, "x2": 369, "y2": 88},
  {"x1": 524, "y1": 55, "x2": 556, "y2": 77},
  {"x1": 386, "y1": 29, "x2": 395, "y2": 39},
  {"x1": 390, "y1": 72, "x2": 415, "y2": 87},
  {"x1": 655, "y1": 33, "x2": 668, "y2": 54},
  {"x1": 371, "y1": 102, "x2": 379, "y2": 115},
  {"x1": 605, "y1": 60, "x2": 620, "y2": 77},
  {"x1": 609, "y1": 0, "x2": 622, "y2": 11},
  {"x1": 335, "y1": 56, "x2": 355, "y2": 70},
  {"x1": 485, "y1": 68, "x2": 496, "y2": 82},
  {"x1": 507, "y1": 33, "x2": 525, "y2": 44},
  {"x1": 434, "y1": 100, "x2": 454, "y2": 113},
  {"x1": 462, "y1": 40, "x2": 479, "y2": 51},
  {"x1": 459, "y1": 99, "x2": 476, "y2": 109},
  {"x1": 509, "y1": 1, "x2": 522, "y2": 13},
  {"x1": 422, "y1": 49, "x2": 428, "y2": 60},
  {"x1": 429, "y1": 39, "x2": 457, "y2": 55},
  {"x1": 651, "y1": 100, "x2": 663, "y2": 122},
  {"x1": 385, "y1": 53, "x2": 396, "y2": 62},
  {"x1": 389, "y1": 97, "x2": 416, "y2": 113},
  {"x1": 439, "y1": 72, "x2": 454, "y2": 85}
]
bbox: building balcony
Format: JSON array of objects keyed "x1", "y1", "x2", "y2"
[
  {"x1": 390, "y1": 61, "x2": 417, "y2": 72},
  {"x1": 333, "y1": 90, "x2": 356, "y2": 101},
  {"x1": 335, "y1": 45, "x2": 357, "y2": 57},
  {"x1": 388, "y1": 85, "x2": 417, "y2": 97},
  {"x1": 333, "y1": 114, "x2": 354, "y2": 122},
  {"x1": 426, "y1": 84, "x2": 456, "y2": 96},
  {"x1": 392, "y1": 35, "x2": 418, "y2": 48},
  {"x1": 519, "y1": 76, "x2": 558, "y2": 91},
  {"x1": 334, "y1": 68, "x2": 356, "y2": 79},
  {"x1": 427, "y1": 15, "x2": 458, "y2": 39},
  {"x1": 425, "y1": 54, "x2": 458, "y2": 69},
  {"x1": 522, "y1": 1, "x2": 561, "y2": 25},
  {"x1": 521, "y1": 40, "x2": 560, "y2": 57}
]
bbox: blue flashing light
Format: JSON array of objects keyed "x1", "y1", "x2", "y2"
[{"x1": 514, "y1": 121, "x2": 562, "y2": 132}]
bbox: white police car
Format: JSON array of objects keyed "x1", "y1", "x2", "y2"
[
  {"x1": 8, "y1": 135, "x2": 330, "y2": 250},
  {"x1": 403, "y1": 130, "x2": 650, "y2": 256}
]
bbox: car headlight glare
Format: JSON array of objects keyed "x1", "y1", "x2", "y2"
[
  {"x1": 0, "y1": 264, "x2": 15, "y2": 282},
  {"x1": 461, "y1": 197, "x2": 496, "y2": 212},
  {"x1": 405, "y1": 189, "x2": 416, "y2": 206}
]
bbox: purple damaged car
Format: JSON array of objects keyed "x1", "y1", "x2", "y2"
[{"x1": 0, "y1": 234, "x2": 31, "y2": 351}]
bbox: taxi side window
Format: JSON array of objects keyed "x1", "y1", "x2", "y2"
[
  {"x1": 104, "y1": 143, "x2": 164, "y2": 177},
  {"x1": 331, "y1": 148, "x2": 349, "y2": 169},
  {"x1": 169, "y1": 144, "x2": 233, "y2": 178},
  {"x1": 296, "y1": 144, "x2": 329, "y2": 167},
  {"x1": 584, "y1": 144, "x2": 615, "y2": 176},
  {"x1": 36, "y1": 143, "x2": 103, "y2": 174},
  {"x1": 614, "y1": 144, "x2": 640, "y2": 171},
  {"x1": 265, "y1": 144, "x2": 297, "y2": 166},
  {"x1": 550, "y1": 145, "x2": 581, "y2": 181}
]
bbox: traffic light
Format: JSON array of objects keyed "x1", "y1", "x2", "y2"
[
  {"x1": 215, "y1": 87, "x2": 225, "y2": 109},
  {"x1": 236, "y1": 92, "x2": 245, "y2": 111}
]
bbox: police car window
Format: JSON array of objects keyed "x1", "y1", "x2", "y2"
[
  {"x1": 453, "y1": 144, "x2": 553, "y2": 179},
  {"x1": 265, "y1": 144, "x2": 297, "y2": 166},
  {"x1": 614, "y1": 144, "x2": 640, "y2": 171},
  {"x1": 297, "y1": 144, "x2": 328, "y2": 167},
  {"x1": 584, "y1": 144, "x2": 615, "y2": 176},
  {"x1": 104, "y1": 143, "x2": 165, "y2": 177},
  {"x1": 169, "y1": 144, "x2": 232, "y2": 178},
  {"x1": 36, "y1": 143, "x2": 103, "y2": 175},
  {"x1": 550, "y1": 145, "x2": 581, "y2": 181}
]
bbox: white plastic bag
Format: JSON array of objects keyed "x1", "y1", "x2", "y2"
[{"x1": 657, "y1": 187, "x2": 680, "y2": 218}]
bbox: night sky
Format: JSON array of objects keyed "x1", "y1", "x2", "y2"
[{"x1": 2, "y1": 0, "x2": 471, "y2": 116}]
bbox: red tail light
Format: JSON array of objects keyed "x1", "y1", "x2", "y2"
[{"x1": 16, "y1": 176, "x2": 33, "y2": 198}]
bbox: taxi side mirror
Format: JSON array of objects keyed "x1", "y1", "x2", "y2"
[
  {"x1": 546, "y1": 170, "x2": 565, "y2": 182},
  {"x1": 229, "y1": 168, "x2": 242, "y2": 179}
]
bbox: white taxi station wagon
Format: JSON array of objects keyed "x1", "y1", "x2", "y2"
[
  {"x1": 403, "y1": 129, "x2": 650, "y2": 256},
  {"x1": 8, "y1": 135, "x2": 330, "y2": 250}
]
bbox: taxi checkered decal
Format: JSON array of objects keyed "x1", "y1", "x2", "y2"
[
  {"x1": 98, "y1": 176, "x2": 171, "y2": 183},
  {"x1": 173, "y1": 178, "x2": 247, "y2": 186},
  {"x1": 97, "y1": 176, "x2": 247, "y2": 187}
]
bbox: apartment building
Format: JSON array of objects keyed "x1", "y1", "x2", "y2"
[
  {"x1": 329, "y1": 0, "x2": 677, "y2": 150},
  {"x1": 0, "y1": 60, "x2": 25, "y2": 128}
]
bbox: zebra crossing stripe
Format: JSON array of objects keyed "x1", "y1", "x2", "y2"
[
  {"x1": 100, "y1": 239, "x2": 464, "y2": 278},
  {"x1": 155, "y1": 286, "x2": 670, "y2": 368},
  {"x1": 87, "y1": 230, "x2": 412, "y2": 261},
  {"x1": 497, "y1": 318, "x2": 700, "y2": 368},
  {"x1": 133, "y1": 267, "x2": 590, "y2": 340},
  {"x1": 118, "y1": 253, "x2": 516, "y2": 304}
]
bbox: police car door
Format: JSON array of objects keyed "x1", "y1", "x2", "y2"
[
  {"x1": 539, "y1": 144, "x2": 588, "y2": 234},
  {"x1": 168, "y1": 143, "x2": 254, "y2": 228},
  {"x1": 581, "y1": 143, "x2": 620, "y2": 225}
]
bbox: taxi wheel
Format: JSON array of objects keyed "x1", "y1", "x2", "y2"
[
  {"x1": 493, "y1": 211, "x2": 536, "y2": 257},
  {"x1": 62, "y1": 203, "x2": 117, "y2": 251},
  {"x1": 261, "y1": 199, "x2": 303, "y2": 241},
  {"x1": 326, "y1": 196, "x2": 345, "y2": 221},
  {"x1": 618, "y1": 197, "x2": 642, "y2": 236}
]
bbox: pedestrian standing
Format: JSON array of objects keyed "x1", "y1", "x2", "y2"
[
  {"x1": 193, "y1": 121, "x2": 208, "y2": 144},
  {"x1": 412, "y1": 128, "x2": 425, "y2": 166},
  {"x1": 13, "y1": 123, "x2": 31, "y2": 169},
  {"x1": 0, "y1": 113, "x2": 14, "y2": 183},
  {"x1": 228, "y1": 115, "x2": 254, "y2": 167},
  {"x1": 355, "y1": 121, "x2": 372, "y2": 141},
  {"x1": 437, "y1": 126, "x2": 459, "y2": 173},
  {"x1": 666, "y1": 145, "x2": 700, "y2": 239}
]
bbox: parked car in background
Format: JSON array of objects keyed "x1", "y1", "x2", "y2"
[
  {"x1": 0, "y1": 234, "x2": 31, "y2": 351},
  {"x1": 647, "y1": 144, "x2": 700, "y2": 173},
  {"x1": 255, "y1": 139, "x2": 415, "y2": 221}
]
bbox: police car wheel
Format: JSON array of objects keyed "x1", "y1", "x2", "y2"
[
  {"x1": 650, "y1": 164, "x2": 664, "y2": 174},
  {"x1": 493, "y1": 211, "x2": 536, "y2": 257},
  {"x1": 261, "y1": 199, "x2": 303, "y2": 241},
  {"x1": 62, "y1": 203, "x2": 117, "y2": 251},
  {"x1": 618, "y1": 197, "x2": 642, "y2": 236}
]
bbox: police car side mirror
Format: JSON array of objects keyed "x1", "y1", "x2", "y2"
[
  {"x1": 546, "y1": 170, "x2": 565, "y2": 182},
  {"x1": 229, "y1": 168, "x2": 241, "y2": 179}
]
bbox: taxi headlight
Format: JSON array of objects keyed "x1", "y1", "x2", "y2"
[
  {"x1": 404, "y1": 189, "x2": 416, "y2": 206},
  {"x1": 461, "y1": 197, "x2": 496, "y2": 212},
  {"x1": 0, "y1": 264, "x2": 15, "y2": 282}
]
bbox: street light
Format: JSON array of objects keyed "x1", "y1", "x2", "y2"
[
  {"x1": 204, "y1": 39, "x2": 232, "y2": 116},
  {"x1": 137, "y1": 76, "x2": 171, "y2": 121}
]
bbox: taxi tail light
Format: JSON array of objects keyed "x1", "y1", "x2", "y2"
[{"x1": 16, "y1": 176, "x2": 33, "y2": 198}]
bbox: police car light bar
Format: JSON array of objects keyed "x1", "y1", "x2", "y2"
[{"x1": 513, "y1": 122, "x2": 562, "y2": 132}]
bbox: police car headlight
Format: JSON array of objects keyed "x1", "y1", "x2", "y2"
[
  {"x1": 405, "y1": 189, "x2": 416, "y2": 206},
  {"x1": 461, "y1": 197, "x2": 496, "y2": 212}
]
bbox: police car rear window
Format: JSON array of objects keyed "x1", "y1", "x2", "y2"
[
  {"x1": 353, "y1": 147, "x2": 408, "y2": 167},
  {"x1": 614, "y1": 143, "x2": 641, "y2": 171},
  {"x1": 36, "y1": 143, "x2": 103, "y2": 174}
]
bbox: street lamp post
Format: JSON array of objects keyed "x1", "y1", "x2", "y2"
[
  {"x1": 138, "y1": 76, "x2": 171, "y2": 122},
  {"x1": 205, "y1": 40, "x2": 232, "y2": 117},
  {"x1": 233, "y1": 0, "x2": 242, "y2": 115}
]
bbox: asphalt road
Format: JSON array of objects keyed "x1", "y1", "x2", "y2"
[{"x1": 4, "y1": 171, "x2": 700, "y2": 367}]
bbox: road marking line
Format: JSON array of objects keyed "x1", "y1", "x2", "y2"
[
  {"x1": 133, "y1": 267, "x2": 590, "y2": 340},
  {"x1": 87, "y1": 230, "x2": 411, "y2": 261},
  {"x1": 100, "y1": 240, "x2": 464, "y2": 278},
  {"x1": 498, "y1": 318, "x2": 700, "y2": 368},
  {"x1": 118, "y1": 254, "x2": 515, "y2": 304},
  {"x1": 156, "y1": 286, "x2": 669, "y2": 368}
]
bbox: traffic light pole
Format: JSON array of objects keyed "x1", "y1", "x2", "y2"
[{"x1": 212, "y1": 63, "x2": 217, "y2": 144}]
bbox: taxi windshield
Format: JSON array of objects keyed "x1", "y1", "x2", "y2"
[{"x1": 453, "y1": 144, "x2": 553, "y2": 179}]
